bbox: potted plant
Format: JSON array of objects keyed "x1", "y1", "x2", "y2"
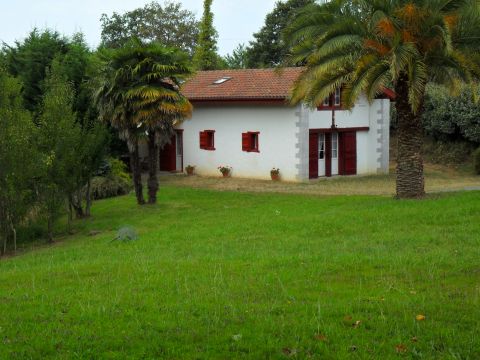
[
  {"x1": 185, "y1": 165, "x2": 195, "y2": 176},
  {"x1": 218, "y1": 165, "x2": 232, "y2": 178},
  {"x1": 270, "y1": 168, "x2": 280, "y2": 181}
]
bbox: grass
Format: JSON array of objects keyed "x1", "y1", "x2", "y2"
[{"x1": 1, "y1": 187, "x2": 480, "y2": 359}]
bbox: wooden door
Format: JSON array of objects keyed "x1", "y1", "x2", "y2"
[
  {"x1": 339, "y1": 131, "x2": 357, "y2": 175},
  {"x1": 309, "y1": 132, "x2": 319, "y2": 179},
  {"x1": 159, "y1": 134, "x2": 176, "y2": 172}
]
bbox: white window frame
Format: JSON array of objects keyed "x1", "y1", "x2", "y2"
[
  {"x1": 331, "y1": 132, "x2": 338, "y2": 159},
  {"x1": 334, "y1": 88, "x2": 341, "y2": 106}
]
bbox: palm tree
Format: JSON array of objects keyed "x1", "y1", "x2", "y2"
[
  {"x1": 285, "y1": 0, "x2": 480, "y2": 198},
  {"x1": 94, "y1": 40, "x2": 193, "y2": 205}
]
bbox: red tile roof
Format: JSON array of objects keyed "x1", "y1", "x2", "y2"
[
  {"x1": 181, "y1": 67, "x2": 395, "y2": 103},
  {"x1": 181, "y1": 67, "x2": 304, "y2": 102}
]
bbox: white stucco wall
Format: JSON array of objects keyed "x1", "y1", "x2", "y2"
[
  {"x1": 307, "y1": 95, "x2": 390, "y2": 175},
  {"x1": 178, "y1": 104, "x2": 301, "y2": 181}
]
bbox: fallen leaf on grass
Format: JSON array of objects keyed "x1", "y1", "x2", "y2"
[
  {"x1": 282, "y1": 347, "x2": 297, "y2": 357},
  {"x1": 232, "y1": 334, "x2": 242, "y2": 341},
  {"x1": 349, "y1": 345, "x2": 358, "y2": 352},
  {"x1": 353, "y1": 320, "x2": 362, "y2": 328},
  {"x1": 416, "y1": 314, "x2": 426, "y2": 321},
  {"x1": 395, "y1": 344, "x2": 408, "y2": 353},
  {"x1": 314, "y1": 334, "x2": 328, "y2": 342},
  {"x1": 411, "y1": 336, "x2": 418, "y2": 343}
]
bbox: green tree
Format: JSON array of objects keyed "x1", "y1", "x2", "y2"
[
  {"x1": 36, "y1": 63, "x2": 83, "y2": 241},
  {"x1": 285, "y1": 0, "x2": 480, "y2": 198},
  {"x1": 100, "y1": 1, "x2": 199, "y2": 56},
  {"x1": 2, "y1": 29, "x2": 69, "y2": 114},
  {"x1": 247, "y1": 0, "x2": 314, "y2": 68},
  {"x1": 94, "y1": 41, "x2": 192, "y2": 205},
  {"x1": 224, "y1": 44, "x2": 249, "y2": 69},
  {"x1": 0, "y1": 70, "x2": 38, "y2": 255},
  {"x1": 193, "y1": 0, "x2": 222, "y2": 70}
]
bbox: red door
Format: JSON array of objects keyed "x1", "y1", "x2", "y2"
[
  {"x1": 339, "y1": 132, "x2": 357, "y2": 175},
  {"x1": 159, "y1": 134, "x2": 176, "y2": 172},
  {"x1": 309, "y1": 132, "x2": 319, "y2": 179}
]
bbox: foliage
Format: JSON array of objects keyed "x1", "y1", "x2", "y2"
[
  {"x1": 247, "y1": 0, "x2": 314, "y2": 68},
  {"x1": 270, "y1": 168, "x2": 280, "y2": 175},
  {"x1": 224, "y1": 44, "x2": 249, "y2": 69},
  {"x1": 94, "y1": 39, "x2": 193, "y2": 204},
  {"x1": 113, "y1": 226, "x2": 139, "y2": 242},
  {"x1": 218, "y1": 165, "x2": 232, "y2": 175},
  {"x1": 0, "y1": 188, "x2": 480, "y2": 358},
  {"x1": 474, "y1": 147, "x2": 480, "y2": 174},
  {"x1": 36, "y1": 62, "x2": 85, "y2": 240},
  {"x1": 90, "y1": 157, "x2": 132, "y2": 200},
  {"x1": 193, "y1": 0, "x2": 222, "y2": 70},
  {"x1": 100, "y1": 1, "x2": 199, "y2": 56},
  {"x1": 1, "y1": 30, "x2": 93, "y2": 122},
  {"x1": 422, "y1": 85, "x2": 480, "y2": 144},
  {"x1": 285, "y1": 0, "x2": 480, "y2": 198},
  {"x1": 90, "y1": 176, "x2": 132, "y2": 200},
  {"x1": 0, "y1": 70, "x2": 38, "y2": 254}
]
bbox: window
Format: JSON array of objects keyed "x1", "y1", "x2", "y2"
[
  {"x1": 318, "y1": 133, "x2": 325, "y2": 160},
  {"x1": 213, "y1": 76, "x2": 232, "y2": 85},
  {"x1": 199, "y1": 130, "x2": 215, "y2": 150},
  {"x1": 242, "y1": 132, "x2": 260, "y2": 152},
  {"x1": 317, "y1": 87, "x2": 342, "y2": 110},
  {"x1": 332, "y1": 132, "x2": 338, "y2": 159},
  {"x1": 334, "y1": 88, "x2": 341, "y2": 106}
]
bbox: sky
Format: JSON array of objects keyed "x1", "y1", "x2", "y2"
[{"x1": 0, "y1": 0, "x2": 278, "y2": 55}]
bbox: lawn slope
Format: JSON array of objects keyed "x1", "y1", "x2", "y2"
[{"x1": 1, "y1": 188, "x2": 479, "y2": 359}]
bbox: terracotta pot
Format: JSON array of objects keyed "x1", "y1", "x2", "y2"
[
  {"x1": 222, "y1": 171, "x2": 230, "y2": 178},
  {"x1": 271, "y1": 173, "x2": 280, "y2": 181},
  {"x1": 186, "y1": 168, "x2": 194, "y2": 176}
]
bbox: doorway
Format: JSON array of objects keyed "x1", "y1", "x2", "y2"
[{"x1": 159, "y1": 130, "x2": 183, "y2": 172}]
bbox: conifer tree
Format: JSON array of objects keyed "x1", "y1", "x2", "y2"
[{"x1": 193, "y1": 0, "x2": 221, "y2": 70}]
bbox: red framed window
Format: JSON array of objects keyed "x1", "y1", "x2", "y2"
[
  {"x1": 242, "y1": 131, "x2": 260, "y2": 152},
  {"x1": 317, "y1": 87, "x2": 343, "y2": 110},
  {"x1": 199, "y1": 130, "x2": 215, "y2": 150}
]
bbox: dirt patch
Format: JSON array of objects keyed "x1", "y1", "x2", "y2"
[{"x1": 159, "y1": 163, "x2": 480, "y2": 196}]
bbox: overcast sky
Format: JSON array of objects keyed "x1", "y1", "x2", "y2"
[{"x1": 0, "y1": 0, "x2": 278, "y2": 55}]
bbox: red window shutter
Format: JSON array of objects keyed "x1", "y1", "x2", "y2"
[
  {"x1": 339, "y1": 132, "x2": 357, "y2": 175},
  {"x1": 309, "y1": 132, "x2": 319, "y2": 179},
  {"x1": 242, "y1": 132, "x2": 251, "y2": 152},
  {"x1": 199, "y1": 131, "x2": 208, "y2": 149}
]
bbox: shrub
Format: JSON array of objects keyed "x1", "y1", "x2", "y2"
[
  {"x1": 474, "y1": 148, "x2": 480, "y2": 175},
  {"x1": 90, "y1": 176, "x2": 132, "y2": 200}
]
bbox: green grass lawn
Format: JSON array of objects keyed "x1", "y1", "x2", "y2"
[{"x1": 1, "y1": 188, "x2": 479, "y2": 359}]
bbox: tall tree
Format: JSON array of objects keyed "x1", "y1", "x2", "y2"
[
  {"x1": 247, "y1": 0, "x2": 314, "y2": 68},
  {"x1": 285, "y1": 0, "x2": 480, "y2": 198},
  {"x1": 100, "y1": 1, "x2": 199, "y2": 56},
  {"x1": 94, "y1": 40, "x2": 192, "y2": 205},
  {"x1": 0, "y1": 70, "x2": 38, "y2": 255},
  {"x1": 193, "y1": 0, "x2": 222, "y2": 70}
]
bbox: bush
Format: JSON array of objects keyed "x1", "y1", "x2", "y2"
[
  {"x1": 90, "y1": 176, "x2": 132, "y2": 200},
  {"x1": 474, "y1": 148, "x2": 480, "y2": 175}
]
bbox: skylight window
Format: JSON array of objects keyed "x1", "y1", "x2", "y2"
[{"x1": 212, "y1": 76, "x2": 232, "y2": 85}]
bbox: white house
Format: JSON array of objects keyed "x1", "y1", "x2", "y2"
[{"x1": 153, "y1": 68, "x2": 393, "y2": 182}]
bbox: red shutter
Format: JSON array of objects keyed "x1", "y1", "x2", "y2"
[
  {"x1": 199, "y1": 131, "x2": 208, "y2": 149},
  {"x1": 242, "y1": 132, "x2": 251, "y2": 152},
  {"x1": 309, "y1": 132, "x2": 319, "y2": 179},
  {"x1": 339, "y1": 132, "x2": 357, "y2": 175},
  {"x1": 325, "y1": 133, "x2": 332, "y2": 177}
]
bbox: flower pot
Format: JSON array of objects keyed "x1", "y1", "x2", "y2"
[
  {"x1": 186, "y1": 168, "x2": 194, "y2": 176},
  {"x1": 271, "y1": 173, "x2": 280, "y2": 181},
  {"x1": 222, "y1": 172, "x2": 230, "y2": 178}
]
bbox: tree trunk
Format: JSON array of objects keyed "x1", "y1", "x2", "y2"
[
  {"x1": 147, "y1": 131, "x2": 159, "y2": 204},
  {"x1": 47, "y1": 215, "x2": 54, "y2": 243},
  {"x1": 395, "y1": 76, "x2": 425, "y2": 199},
  {"x1": 85, "y1": 179, "x2": 92, "y2": 217},
  {"x1": 130, "y1": 140, "x2": 145, "y2": 205},
  {"x1": 71, "y1": 191, "x2": 85, "y2": 219}
]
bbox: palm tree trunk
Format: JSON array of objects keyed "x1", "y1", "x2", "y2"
[
  {"x1": 130, "y1": 140, "x2": 145, "y2": 205},
  {"x1": 147, "y1": 131, "x2": 159, "y2": 204},
  {"x1": 395, "y1": 77, "x2": 425, "y2": 199}
]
